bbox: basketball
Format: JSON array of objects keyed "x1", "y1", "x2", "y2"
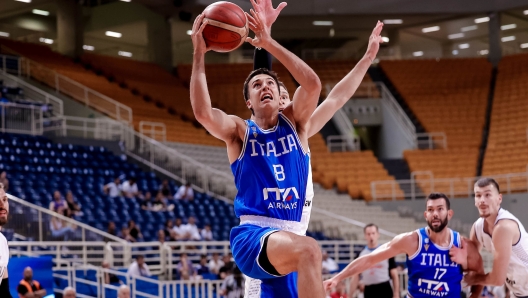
[{"x1": 202, "y1": 1, "x2": 249, "y2": 53}]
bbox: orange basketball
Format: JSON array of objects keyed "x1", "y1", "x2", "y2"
[{"x1": 202, "y1": 1, "x2": 249, "y2": 53}]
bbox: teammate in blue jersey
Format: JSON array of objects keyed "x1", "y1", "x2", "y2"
[
  {"x1": 324, "y1": 193, "x2": 485, "y2": 298},
  {"x1": 190, "y1": 3, "x2": 326, "y2": 297}
]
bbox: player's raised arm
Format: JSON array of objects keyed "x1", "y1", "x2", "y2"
[
  {"x1": 190, "y1": 14, "x2": 240, "y2": 143},
  {"x1": 245, "y1": 8, "x2": 321, "y2": 125},
  {"x1": 324, "y1": 232, "x2": 416, "y2": 291},
  {"x1": 307, "y1": 21, "x2": 383, "y2": 137}
]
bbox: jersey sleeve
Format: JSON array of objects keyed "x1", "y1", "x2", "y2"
[{"x1": 17, "y1": 284, "x2": 28, "y2": 295}]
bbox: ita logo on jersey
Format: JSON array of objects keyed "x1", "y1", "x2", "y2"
[
  {"x1": 417, "y1": 278, "x2": 450, "y2": 297},
  {"x1": 263, "y1": 187, "x2": 300, "y2": 209}
]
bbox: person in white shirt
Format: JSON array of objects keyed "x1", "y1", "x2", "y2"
[
  {"x1": 183, "y1": 216, "x2": 201, "y2": 241},
  {"x1": 321, "y1": 251, "x2": 339, "y2": 274},
  {"x1": 491, "y1": 285, "x2": 506, "y2": 298},
  {"x1": 0, "y1": 183, "x2": 11, "y2": 298},
  {"x1": 174, "y1": 182, "x2": 194, "y2": 201},
  {"x1": 208, "y1": 253, "x2": 225, "y2": 275},
  {"x1": 201, "y1": 224, "x2": 213, "y2": 241},
  {"x1": 121, "y1": 178, "x2": 139, "y2": 199},
  {"x1": 127, "y1": 255, "x2": 151, "y2": 277},
  {"x1": 104, "y1": 177, "x2": 122, "y2": 198},
  {"x1": 172, "y1": 218, "x2": 188, "y2": 240},
  {"x1": 118, "y1": 285, "x2": 130, "y2": 298}
]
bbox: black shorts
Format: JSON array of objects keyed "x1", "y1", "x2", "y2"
[{"x1": 364, "y1": 281, "x2": 393, "y2": 298}]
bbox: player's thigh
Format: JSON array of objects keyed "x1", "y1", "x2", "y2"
[{"x1": 266, "y1": 231, "x2": 321, "y2": 274}]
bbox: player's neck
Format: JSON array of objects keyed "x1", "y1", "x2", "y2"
[
  {"x1": 367, "y1": 242, "x2": 378, "y2": 249},
  {"x1": 252, "y1": 112, "x2": 279, "y2": 130},
  {"x1": 427, "y1": 227, "x2": 451, "y2": 246},
  {"x1": 484, "y1": 211, "x2": 500, "y2": 233}
]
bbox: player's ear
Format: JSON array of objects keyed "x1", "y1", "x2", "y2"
[
  {"x1": 447, "y1": 209, "x2": 454, "y2": 220},
  {"x1": 423, "y1": 210, "x2": 427, "y2": 220},
  {"x1": 246, "y1": 99, "x2": 252, "y2": 109}
]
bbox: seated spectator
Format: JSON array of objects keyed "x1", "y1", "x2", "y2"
[
  {"x1": 172, "y1": 218, "x2": 188, "y2": 240},
  {"x1": 63, "y1": 287, "x2": 76, "y2": 298},
  {"x1": 220, "y1": 266, "x2": 245, "y2": 298},
  {"x1": 65, "y1": 191, "x2": 83, "y2": 218},
  {"x1": 50, "y1": 207, "x2": 77, "y2": 241},
  {"x1": 151, "y1": 192, "x2": 167, "y2": 212},
  {"x1": 128, "y1": 220, "x2": 143, "y2": 242},
  {"x1": 49, "y1": 190, "x2": 67, "y2": 214},
  {"x1": 127, "y1": 255, "x2": 151, "y2": 277},
  {"x1": 200, "y1": 224, "x2": 213, "y2": 241},
  {"x1": 219, "y1": 254, "x2": 234, "y2": 279},
  {"x1": 140, "y1": 192, "x2": 152, "y2": 211},
  {"x1": 121, "y1": 178, "x2": 139, "y2": 199},
  {"x1": 174, "y1": 182, "x2": 194, "y2": 201},
  {"x1": 104, "y1": 177, "x2": 122, "y2": 198},
  {"x1": 176, "y1": 253, "x2": 196, "y2": 280},
  {"x1": 158, "y1": 179, "x2": 172, "y2": 198},
  {"x1": 183, "y1": 216, "x2": 201, "y2": 241},
  {"x1": 0, "y1": 171, "x2": 8, "y2": 192},
  {"x1": 162, "y1": 219, "x2": 174, "y2": 241},
  {"x1": 207, "y1": 253, "x2": 224, "y2": 276},
  {"x1": 102, "y1": 261, "x2": 122, "y2": 285},
  {"x1": 157, "y1": 230, "x2": 166, "y2": 244},
  {"x1": 196, "y1": 254, "x2": 210, "y2": 275},
  {"x1": 18, "y1": 267, "x2": 46, "y2": 298},
  {"x1": 105, "y1": 221, "x2": 117, "y2": 242},
  {"x1": 119, "y1": 227, "x2": 136, "y2": 243},
  {"x1": 322, "y1": 251, "x2": 339, "y2": 274},
  {"x1": 118, "y1": 284, "x2": 130, "y2": 298},
  {"x1": 330, "y1": 281, "x2": 348, "y2": 298}
]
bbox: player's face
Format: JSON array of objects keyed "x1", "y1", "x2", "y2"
[
  {"x1": 278, "y1": 86, "x2": 291, "y2": 112},
  {"x1": 474, "y1": 184, "x2": 501, "y2": 218},
  {"x1": 364, "y1": 226, "x2": 379, "y2": 247},
  {"x1": 0, "y1": 189, "x2": 8, "y2": 226},
  {"x1": 246, "y1": 74, "x2": 280, "y2": 114},
  {"x1": 118, "y1": 288, "x2": 130, "y2": 298},
  {"x1": 424, "y1": 199, "x2": 452, "y2": 233}
]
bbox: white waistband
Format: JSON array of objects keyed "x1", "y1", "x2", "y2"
[{"x1": 240, "y1": 215, "x2": 304, "y2": 236}]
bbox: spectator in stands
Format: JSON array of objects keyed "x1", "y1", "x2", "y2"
[
  {"x1": 157, "y1": 230, "x2": 167, "y2": 244},
  {"x1": 49, "y1": 190, "x2": 66, "y2": 214},
  {"x1": 151, "y1": 192, "x2": 167, "y2": 212},
  {"x1": 105, "y1": 221, "x2": 117, "y2": 242},
  {"x1": 197, "y1": 254, "x2": 210, "y2": 275},
  {"x1": 118, "y1": 285, "x2": 130, "y2": 298},
  {"x1": 102, "y1": 261, "x2": 122, "y2": 285},
  {"x1": 128, "y1": 220, "x2": 143, "y2": 242},
  {"x1": 140, "y1": 191, "x2": 152, "y2": 210},
  {"x1": 174, "y1": 182, "x2": 194, "y2": 201},
  {"x1": 63, "y1": 287, "x2": 76, "y2": 298},
  {"x1": 176, "y1": 253, "x2": 196, "y2": 280},
  {"x1": 0, "y1": 171, "x2": 8, "y2": 192},
  {"x1": 219, "y1": 265, "x2": 245, "y2": 298},
  {"x1": 127, "y1": 255, "x2": 151, "y2": 277},
  {"x1": 200, "y1": 224, "x2": 213, "y2": 241},
  {"x1": 208, "y1": 252, "x2": 224, "y2": 276},
  {"x1": 50, "y1": 207, "x2": 77, "y2": 241},
  {"x1": 65, "y1": 191, "x2": 83, "y2": 218},
  {"x1": 159, "y1": 179, "x2": 172, "y2": 198},
  {"x1": 162, "y1": 219, "x2": 174, "y2": 241},
  {"x1": 219, "y1": 254, "x2": 235, "y2": 279},
  {"x1": 121, "y1": 178, "x2": 139, "y2": 199},
  {"x1": 172, "y1": 218, "x2": 188, "y2": 240},
  {"x1": 330, "y1": 281, "x2": 348, "y2": 298},
  {"x1": 119, "y1": 227, "x2": 136, "y2": 243},
  {"x1": 183, "y1": 216, "x2": 201, "y2": 241},
  {"x1": 104, "y1": 177, "x2": 122, "y2": 198},
  {"x1": 322, "y1": 251, "x2": 339, "y2": 274},
  {"x1": 17, "y1": 267, "x2": 46, "y2": 298}
]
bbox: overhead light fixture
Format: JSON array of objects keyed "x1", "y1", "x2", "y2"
[
  {"x1": 83, "y1": 45, "x2": 95, "y2": 51},
  {"x1": 38, "y1": 37, "x2": 53, "y2": 44},
  {"x1": 452, "y1": 50, "x2": 459, "y2": 55},
  {"x1": 0, "y1": 32, "x2": 9, "y2": 37},
  {"x1": 383, "y1": 19, "x2": 403, "y2": 24},
  {"x1": 448, "y1": 33, "x2": 464, "y2": 39},
  {"x1": 479, "y1": 49, "x2": 489, "y2": 55},
  {"x1": 32, "y1": 9, "x2": 49, "y2": 16},
  {"x1": 15, "y1": 0, "x2": 31, "y2": 2},
  {"x1": 329, "y1": 28, "x2": 335, "y2": 37},
  {"x1": 118, "y1": 51, "x2": 132, "y2": 57},
  {"x1": 524, "y1": 10, "x2": 528, "y2": 15},
  {"x1": 501, "y1": 36, "x2": 516, "y2": 42},
  {"x1": 105, "y1": 31, "x2": 122, "y2": 38},
  {"x1": 459, "y1": 43, "x2": 470, "y2": 49},
  {"x1": 422, "y1": 26, "x2": 440, "y2": 33},
  {"x1": 313, "y1": 21, "x2": 333, "y2": 26},
  {"x1": 381, "y1": 37, "x2": 389, "y2": 43},
  {"x1": 521, "y1": 43, "x2": 528, "y2": 49},
  {"x1": 186, "y1": 30, "x2": 192, "y2": 35},
  {"x1": 474, "y1": 17, "x2": 490, "y2": 24},
  {"x1": 501, "y1": 24, "x2": 517, "y2": 30},
  {"x1": 461, "y1": 25, "x2": 478, "y2": 32},
  {"x1": 120, "y1": 0, "x2": 131, "y2": 2},
  {"x1": 413, "y1": 51, "x2": 424, "y2": 57}
]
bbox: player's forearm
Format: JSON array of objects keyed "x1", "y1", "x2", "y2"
[
  {"x1": 472, "y1": 272, "x2": 504, "y2": 286},
  {"x1": 327, "y1": 56, "x2": 371, "y2": 105},
  {"x1": 190, "y1": 53, "x2": 214, "y2": 122},
  {"x1": 333, "y1": 256, "x2": 371, "y2": 283},
  {"x1": 391, "y1": 271, "x2": 400, "y2": 297},
  {"x1": 469, "y1": 285, "x2": 483, "y2": 298}
]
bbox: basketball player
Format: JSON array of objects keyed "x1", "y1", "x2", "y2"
[
  {"x1": 190, "y1": 5, "x2": 325, "y2": 298},
  {"x1": 324, "y1": 193, "x2": 485, "y2": 298},
  {"x1": 449, "y1": 178, "x2": 528, "y2": 297},
  {"x1": 0, "y1": 183, "x2": 12, "y2": 298}
]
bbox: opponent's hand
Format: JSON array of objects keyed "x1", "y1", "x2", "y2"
[
  {"x1": 365, "y1": 21, "x2": 384, "y2": 62},
  {"x1": 323, "y1": 277, "x2": 338, "y2": 292},
  {"x1": 449, "y1": 238, "x2": 468, "y2": 268},
  {"x1": 249, "y1": 0, "x2": 287, "y2": 29},
  {"x1": 245, "y1": 10, "x2": 272, "y2": 49},
  {"x1": 463, "y1": 271, "x2": 480, "y2": 286},
  {"x1": 191, "y1": 14, "x2": 210, "y2": 55}
]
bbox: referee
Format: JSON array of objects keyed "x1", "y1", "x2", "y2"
[
  {"x1": 357, "y1": 224, "x2": 399, "y2": 298},
  {"x1": 0, "y1": 183, "x2": 12, "y2": 297}
]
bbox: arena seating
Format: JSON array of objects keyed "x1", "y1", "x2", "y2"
[
  {"x1": 381, "y1": 58, "x2": 492, "y2": 194},
  {"x1": 483, "y1": 53, "x2": 528, "y2": 185},
  {"x1": 0, "y1": 132, "x2": 237, "y2": 241}
]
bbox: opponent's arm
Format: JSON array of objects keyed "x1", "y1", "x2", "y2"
[
  {"x1": 389, "y1": 257, "x2": 400, "y2": 298},
  {"x1": 307, "y1": 21, "x2": 383, "y2": 137},
  {"x1": 464, "y1": 239, "x2": 484, "y2": 298},
  {"x1": 190, "y1": 14, "x2": 239, "y2": 142},
  {"x1": 246, "y1": 9, "x2": 321, "y2": 125}
]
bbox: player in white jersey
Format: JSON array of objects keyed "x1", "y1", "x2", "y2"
[
  {"x1": 0, "y1": 183, "x2": 12, "y2": 298},
  {"x1": 449, "y1": 178, "x2": 528, "y2": 298}
]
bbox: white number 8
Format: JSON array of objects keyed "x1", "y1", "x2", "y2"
[{"x1": 273, "y1": 164, "x2": 285, "y2": 181}]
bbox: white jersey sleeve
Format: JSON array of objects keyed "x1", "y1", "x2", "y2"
[{"x1": 0, "y1": 232, "x2": 9, "y2": 282}]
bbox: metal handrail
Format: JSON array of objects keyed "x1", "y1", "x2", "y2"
[
  {"x1": 416, "y1": 132, "x2": 448, "y2": 149},
  {"x1": 139, "y1": 121, "x2": 167, "y2": 142}
]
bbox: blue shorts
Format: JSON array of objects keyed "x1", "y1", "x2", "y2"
[
  {"x1": 245, "y1": 273, "x2": 298, "y2": 298},
  {"x1": 230, "y1": 224, "x2": 282, "y2": 280}
]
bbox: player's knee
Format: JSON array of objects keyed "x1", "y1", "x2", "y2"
[{"x1": 297, "y1": 237, "x2": 321, "y2": 263}]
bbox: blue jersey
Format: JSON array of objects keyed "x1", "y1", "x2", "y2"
[
  {"x1": 230, "y1": 114, "x2": 313, "y2": 234},
  {"x1": 406, "y1": 228, "x2": 463, "y2": 298}
]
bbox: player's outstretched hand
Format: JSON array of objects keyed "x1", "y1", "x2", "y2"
[
  {"x1": 323, "y1": 277, "x2": 338, "y2": 292},
  {"x1": 449, "y1": 238, "x2": 468, "y2": 268},
  {"x1": 245, "y1": 10, "x2": 272, "y2": 49},
  {"x1": 191, "y1": 14, "x2": 210, "y2": 55},
  {"x1": 365, "y1": 21, "x2": 384, "y2": 62},
  {"x1": 249, "y1": 0, "x2": 287, "y2": 28}
]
